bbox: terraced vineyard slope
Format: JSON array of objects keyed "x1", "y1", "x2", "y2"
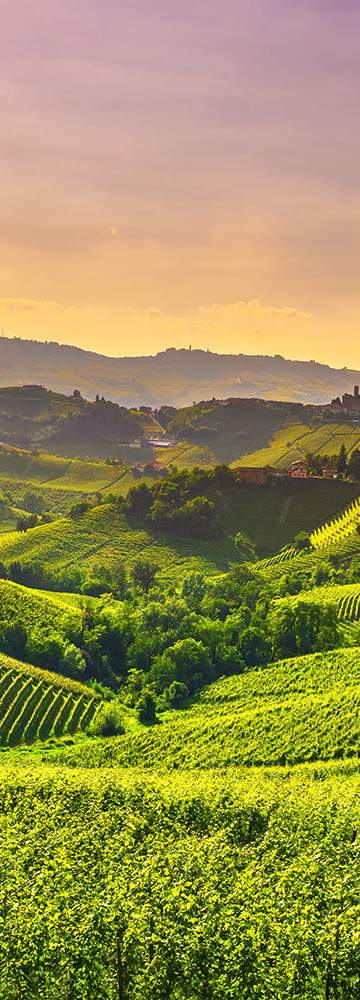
[
  {"x1": 0, "y1": 653, "x2": 98, "y2": 746},
  {"x1": 235, "y1": 420, "x2": 360, "y2": 469},
  {"x1": 277, "y1": 581, "x2": 360, "y2": 623},
  {"x1": 0, "y1": 503, "x2": 239, "y2": 580},
  {"x1": 310, "y1": 494, "x2": 360, "y2": 550}
]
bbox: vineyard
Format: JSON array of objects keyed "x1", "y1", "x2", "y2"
[
  {"x1": 234, "y1": 420, "x2": 360, "y2": 469},
  {"x1": 278, "y1": 581, "x2": 360, "y2": 623},
  {"x1": 54, "y1": 647, "x2": 360, "y2": 771},
  {"x1": 0, "y1": 652, "x2": 98, "y2": 746},
  {"x1": 0, "y1": 444, "x2": 146, "y2": 495},
  {"x1": 310, "y1": 495, "x2": 360, "y2": 549},
  {"x1": 0, "y1": 503, "x2": 238, "y2": 580},
  {"x1": 0, "y1": 578, "x2": 83, "y2": 639},
  {"x1": 255, "y1": 493, "x2": 360, "y2": 578},
  {"x1": 1, "y1": 757, "x2": 359, "y2": 997}
]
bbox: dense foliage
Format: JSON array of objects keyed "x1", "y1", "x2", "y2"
[{"x1": 0, "y1": 763, "x2": 359, "y2": 999}]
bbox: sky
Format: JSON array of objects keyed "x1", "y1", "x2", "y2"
[{"x1": 1, "y1": 0, "x2": 360, "y2": 365}]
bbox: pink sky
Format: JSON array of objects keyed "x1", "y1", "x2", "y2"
[{"x1": 1, "y1": 0, "x2": 360, "y2": 363}]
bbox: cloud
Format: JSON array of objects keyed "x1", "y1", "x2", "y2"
[
  {"x1": 0, "y1": 295, "x2": 316, "y2": 363},
  {"x1": 0, "y1": 298, "x2": 58, "y2": 312},
  {"x1": 126, "y1": 299, "x2": 313, "y2": 354}
]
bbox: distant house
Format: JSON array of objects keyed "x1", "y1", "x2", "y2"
[
  {"x1": 287, "y1": 460, "x2": 308, "y2": 479},
  {"x1": 146, "y1": 436, "x2": 175, "y2": 447},
  {"x1": 322, "y1": 463, "x2": 338, "y2": 479}
]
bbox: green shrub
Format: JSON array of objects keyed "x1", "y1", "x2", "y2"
[
  {"x1": 136, "y1": 691, "x2": 157, "y2": 724},
  {"x1": 89, "y1": 701, "x2": 125, "y2": 737}
]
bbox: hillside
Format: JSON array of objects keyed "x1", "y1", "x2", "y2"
[
  {"x1": 0, "y1": 578, "x2": 82, "y2": 639},
  {"x1": 234, "y1": 420, "x2": 360, "y2": 469},
  {"x1": 0, "y1": 652, "x2": 98, "y2": 746},
  {"x1": 0, "y1": 384, "x2": 163, "y2": 458},
  {"x1": 2, "y1": 382, "x2": 360, "y2": 474},
  {"x1": 0, "y1": 503, "x2": 239, "y2": 579},
  {"x1": 0, "y1": 443, "x2": 150, "y2": 496},
  {"x1": 1, "y1": 336, "x2": 360, "y2": 406},
  {"x1": 53, "y1": 647, "x2": 360, "y2": 770},
  {"x1": 0, "y1": 476, "x2": 358, "y2": 567}
]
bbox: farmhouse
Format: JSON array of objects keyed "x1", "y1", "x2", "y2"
[
  {"x1": 287, "y1": 460, "x2": 308, "y2": 479},
  {"x1": 322, "y1": 462, "x2": 338, "y2": 480}
]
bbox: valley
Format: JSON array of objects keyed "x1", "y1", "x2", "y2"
[{"x1": 0, "y1": 382, "x2": 360, "y2": 997}]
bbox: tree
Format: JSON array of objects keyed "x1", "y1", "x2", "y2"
[
  {"x1": 125, "y1": 483, "x2": 153, "y2": 518},
  {"x1": 69, "y1": 501, "x2": 91, "y2": 520},
  {"x1": 234, "y1": 531, "x2": 257, "y2": 562},
  {"x1": 337, "y1": 444, "x2": 347, "y2": 476},
  {"x1": 132, "y1": 559, "x2": 158, "y2": 594},
  {"x1": 347, "y1": 448, "x2": 360, "y2": 480},
  {"x1": 151, "y1": 638, "x2": 213, "y2": 694},
  {"x1": 136, "y1": 691, "x2": 157, "y2": 724},
  {"x1": 22, "y1": 491, "x2": 47, "y2": 515},
  {"x1": 166, "y1": 680, "x2": 189, "y2": 708},
  {"x1": 181, "y1": 572, "x2": 206, "y2": 609},
  {"x1": 293, "y1": 531, "x2": 312, "y2": 551},
  {"x1": 238, "y1": 627, "x2": 271, "y2": 667},
  {"x1": 90, "y1": 701, "x2": 125, "y2": 737}
]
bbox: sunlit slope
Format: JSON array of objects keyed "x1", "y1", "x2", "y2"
[
  {"x1": 0, "y1": 504, "x2": 238, "y2": 579},
  {"x1": 0, "y1": 444, "x2": 147, "y2": 494},
  {"x1": 1, "y1": 476, "x2": 358, "y2": 567},
  {"x1": 0, "y1": 653, "x2": 98, "y2": 746},
  {"x1": 56, "y1": 648, "x2": 360, "y2": 770},
  {"x1": 234, "y1": 421, "x2": 360, "y2": 469},
  {"x1": 0, "y1": 578, "x2": 82, "y2": 637},
  {"x1": 277, "y1": 581, "x2": 360, "y2": 623},
  {"x1": 257, "y1": 490, "x2": 360, "y2": 577}
]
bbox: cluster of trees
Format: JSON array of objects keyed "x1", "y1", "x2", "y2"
[
  {"x1": 306, "y1": 443, "x2": 360, "y2": 479},
  {"x1": 123, "y1": 466, "x2": 237, "y2": 539},
  {"x1": 0, "y1": 487, "x2": 52, "y2": 532},
  {"x1": 0, "y1": 552, "x2": 346, "y2": 718}
]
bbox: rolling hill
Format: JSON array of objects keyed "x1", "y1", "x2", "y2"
[
  {"x1": 1, "y1": 381, "x2": 360, "y2": 475},
  {"x1": 0, "y1": 475, "x2": 358, "y2": 569},
  {"x1": 234, "y1": 420, "x2": 360, "y2": 469},
  {"x1": 53, "y1": 647, "x2": 360, "y2": 770},
  {"x1": 0, "y1": 504, "x2": 239, "y2": 580},
  {"x1": 1, "y1": 335, "x2": 360, "y2": 406},
  {"x1": 0, "y1": 384, "x2": 163, "y2": 458}
]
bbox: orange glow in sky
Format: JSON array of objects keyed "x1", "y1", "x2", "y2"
[{"x1": 1, "y1": 1, "x2": 360, "y2": 365}]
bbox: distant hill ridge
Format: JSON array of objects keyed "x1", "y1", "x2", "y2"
[{"x1": 0, "y1": 334, "x2": 359, "y2": 406}]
